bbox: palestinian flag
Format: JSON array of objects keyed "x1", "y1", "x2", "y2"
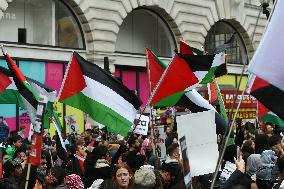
[
  {"x1": 3, "y1": 54, "x2": 56, "y2": 127},
  {"x1": 177, "y1": 52, "x2": 227, "y2": 84},
  {"x1": 248, "y1": 75, "x2": 284, "y2": 120},
  {"x1": 207, "y1": 81, "x2": 217, "y2": 104},
  {"x1": 258, "y1": 102, "x2": 284, "y2": 127},
  {"x1": 176, "y1": 89, "x2": 227, "y2": 135},
  {"x1": 0, "y1": 69, "x2": 12, "y2": 93},
  {"x1": 146, "y1": 50, "x2": 199, "y2": 105},
  {"x1": 248, "y1": 0, "x2": 284, "y2": 92},
  {"x1": 0, "y1": 67, "x2": 23, "y2": 106},
  {"x1": 146, "y1": 49, "x2": 187, "y2": 106},
  {"x1": 58, "y1": 52, "x2": 142, "y2": 136},
  {"x1": 180, "y1": 40, "x2": 203, "y2": 55}
]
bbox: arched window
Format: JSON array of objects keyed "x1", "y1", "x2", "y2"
[
  {"x1": 0, "y1": 0, "x2": 84, "y2": 49},
  {"x1": 116, "y1": 9, "x2": 176, "y2": 57},
  {"x1": 205, "y1": 21, "x2": 247, "y2": 65}
]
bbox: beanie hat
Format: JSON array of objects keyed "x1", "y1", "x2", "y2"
[{"x1": 134, "y1": 165, "x2": 156, "y2": 188}]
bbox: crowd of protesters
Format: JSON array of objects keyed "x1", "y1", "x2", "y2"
[{"x1": 1, "y1": 120, "x2": 284, "y2": 189}]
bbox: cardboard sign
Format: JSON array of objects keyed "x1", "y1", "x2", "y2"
[
  {"x1": 177, "y1": 110, "x2": 219, "y2": 177},
  {"x1": 134, "y1": 114, "x2": 150, "y2": 135}
]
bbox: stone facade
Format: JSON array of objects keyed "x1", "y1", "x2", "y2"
[{"x1": 0, "y1": 0, "x2": 272, "y2": 71}]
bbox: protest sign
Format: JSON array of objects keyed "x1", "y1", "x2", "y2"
[
  {"x1": 179, "y1": 135, "x2": 191, "y2": 186},
  {"x1": 134, "y1": 114, "x2": 150, "y2": 135},
  {"x1": 176, "y1": 110, "x2": 218, "y2": 177},
  {"x1": 65, "y1": 115, "x2": 79, "y2": 134},
  {"x1": 154, "y1": 125, "x2": 167, "y2": 160}
]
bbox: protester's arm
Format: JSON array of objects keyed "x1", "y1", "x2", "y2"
[{"x1": 221, "y1": 156, "x2": 250, "y2": 189}]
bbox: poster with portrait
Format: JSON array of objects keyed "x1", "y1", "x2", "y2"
[
  {"x1": 179, "y1": 135, "x2": 191, "y2": 186},
  {"x1": 154, "y1": 125, "x2": 167, "y2": 160},
  {"x1": 65, "y1": 115, "x2": 79, "y2": 135}
]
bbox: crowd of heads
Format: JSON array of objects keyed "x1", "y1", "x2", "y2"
[
  {"x1": 1, "y1": 120, "x2": 284, "y2": 189},
  {"x1": 0, "y1": 124, "x2": 187, "y2": 189}
]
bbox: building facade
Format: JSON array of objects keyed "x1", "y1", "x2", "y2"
[{"x1": 0, "y1": 0, "x2": 272, "y2": 133}]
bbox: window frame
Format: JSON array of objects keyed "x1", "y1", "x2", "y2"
[{"x1": 0, "y1": 0, "x2": 86, "y2": 50}]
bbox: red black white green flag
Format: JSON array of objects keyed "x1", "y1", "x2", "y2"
[{"x1": 58, "y1": 52, "x2": 142, "y2": 136}]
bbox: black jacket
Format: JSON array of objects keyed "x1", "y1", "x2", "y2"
[{"x1": 221, "y1": 170, "x2": 252, "y2": 189}]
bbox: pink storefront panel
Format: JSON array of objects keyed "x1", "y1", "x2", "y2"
[
  {"x1": 139, "y1": 72, "x2": 149, "y2": 107},
  {"x1": 45, "y1": 62, "x2": 64, "y2": 94},
  {"x1": 122, "y1": 70, "x2": 136, "y2": 90}
]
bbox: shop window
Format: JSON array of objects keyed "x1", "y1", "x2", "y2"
[
  {"x1": 116, "y1": 9, "x2": 175, "y2": 57},
  {"x1": 205, "y1": 21, "x2": 247, "y2": 65},
  {"x1": 0, "y1": 0, "x2": 84, "y2": 49}
]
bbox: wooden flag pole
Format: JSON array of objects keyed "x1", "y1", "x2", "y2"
[{"x1": 24, "y1": 163, "x2": 32, "y2": 189}]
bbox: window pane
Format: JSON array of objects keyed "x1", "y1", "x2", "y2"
[
  {"x1": 25, "y1": 0, "x2": 53, "y2": 45},
  {"x1": 116, "y1": 9, "x2": 174, "y2": 57},
  {"x1": 0, "y1": 0, "x2": 84, "y2": 49},
  {"x1": 0, "y1": 0, "x2": 25, "y2": 43},
  {"x1": 55, "y1": 1, "x2": 83, "y2": 48},
  {"x1": 205, "y1": 22, "x2": 246, "y2": 65}
]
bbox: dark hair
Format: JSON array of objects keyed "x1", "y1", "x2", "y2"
[
  {"x1": 99, "y1": 179, "x2": 117, "y2": 189},
  {"x1": 167, "y1": 143, "x2": 179, "y2": 157},
  {"x1": 3, "y1": 160, "x2": 22, "y2": 178},
  {"x1": 268, "y1": 135, "x2": 281, "y2": 147},
  {"x1": 9, "y1": 134, "x2": 22, "y2": 146},
  {"x1": 50, "y1": 166, "x2": 67, "y2": 186},
  {"x1": 241, "y1": 140, "x2": 254, "y2": 154},
  {"x1": 128, "y1": 136, "x2": 138, "y2": 147},
  {"x1": 159, "y1": 163, "x2": 176, "y2": 178},
  {"x1": 277, "y1": 157, "x2": 284, "y2": 174},
  {"x1": 92, "y1": 145, "x2": 109, "y2": 160},
  {"x1": 254, "y1": 134, "x2": 269, "y2": 154},
  {"x1": 13, "y1": 146, "x2": 26, "y2": 159}
]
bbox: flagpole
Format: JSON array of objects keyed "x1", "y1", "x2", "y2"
[
  {"x1": 209, "y1": 1, "x2": 276, "y2": 187},
  {"x1": 56, "y1": 51, "x2": 74, "y2": 102},
  {"x1": 130, "y1": 55, "x2": 175, "y2": 137},
  {"x1": 210, "y1": 85, "x2": 248, "y2": 189}
]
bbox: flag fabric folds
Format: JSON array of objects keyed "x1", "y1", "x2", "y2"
[
  {"x1": 176, "y1": 89, "x2": 227, "y2": 135},
  {"x1": 177, "y1": 52, "x2": 227, "y2": 84},
  {"x1": 213, "y1": 79, "x2": 228, "y2": 123},
  {"x1": 0, "y1": 67, "x2": 23, "y2": 106},
  {"x1": 258, "y1": 102, "x2": 284, "y2": 127},
  {"x1": 0, "y1": 70, "x2": 11, "y2": 93},
  {"x1": 248, "y1": 0, "x2": 284, "y2": 92},
  {"x1": 147, "y1": 53, "x2": 199, "y2": 105},
  {"x1": 146, "y1": 49, "x2": 187, "y2": 106},
  {"x1": 207, "y1": 81, "x2": 218, "y2": 104},
  {"x1": 248, "y1": 75, "x2": 284, "y2": 120},
  {"x1": 2, "y1": 55, "x2": 56, "y2": 128},
  {"x1": 179, "y1": 40, "x2": 203, "y2": 55},
  {"x1": 4, "y1": 53, "x2": 40, "y2": 126},
  {"x1": 58, "y1": 52, "x2": 142, "y2": 136}
]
